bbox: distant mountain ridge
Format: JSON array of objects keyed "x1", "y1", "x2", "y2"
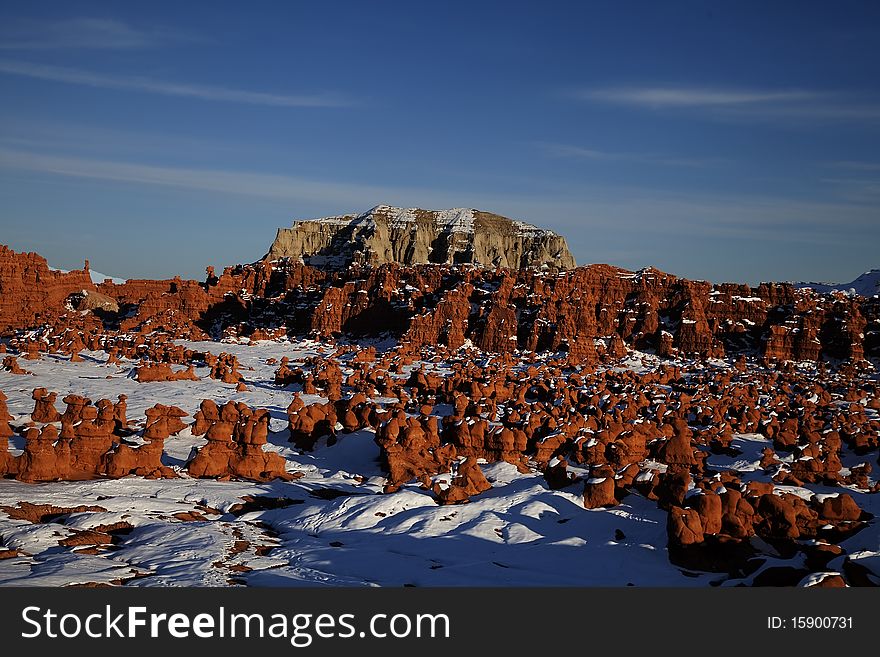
[
  {"x1": 795, "y1": 269, "x2": 880, "y2": 298},
  {"x1": 265, "y1": 204, "x2": 576, "y2": 270}
]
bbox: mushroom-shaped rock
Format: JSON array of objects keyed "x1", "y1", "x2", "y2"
[
  {"x1": 667, "y1": 506, "x2": 705, "y2": 547},
  {"x1": 31, "y1": 388, "x2": 61, "y2": 423},
  {"x1": 583, "y1": 467, "x2": 618, "y2": 508}
]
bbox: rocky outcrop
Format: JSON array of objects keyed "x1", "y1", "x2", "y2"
[
  {"x1": 434, "y1": 456, "x2": 492, "y2": 504},
  {"x1": 12, "y1": 391, "x2": 147, "y2": 482},
  {"x1": 0, "y1": 391, "x2": 16, "y2": 476},
  {"x1": 3, "y1": 356, "x2": 28, "y2": 374},
  {"x1": 68, "y1": 289, "x2": 119, "y2": 313},
  {"x1": 135, "y1": 362, "x2": 199, "y2": 383},
  {"x1": 583, "y1": 470, "x2": 618, "y2": 509},
  {"x1": 186, "y1": 400, "x2": 294, "y2": 482},
  {"x1": 2, "y1": 242, "x2": 877, "y2": 363},
  {"x1": 0, "y1": 246, "x2": 95, "y2": 331},
  {"x1": 104, "y1": 404, "x2": 183, "y2": 479},
  {"x1": 31, "y1": 388, "x2": 61, "y2": 423},
  {"x1": 265, "y1": 205, "x2": 576, "y2": 270},
  {"x1": 0, "y1": 284, "x2": 877, "y2": 584},
  {"x1": 0, "y1": 387, "x2": 295, "y2": 483}
]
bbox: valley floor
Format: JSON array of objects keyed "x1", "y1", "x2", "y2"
[{"x1": 0, "y1": 339, "x2": 877, "y2": 587}]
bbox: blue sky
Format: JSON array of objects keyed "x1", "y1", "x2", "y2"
[{"x1": 1, "y1": 1, "x2": 879, "y2": 284}]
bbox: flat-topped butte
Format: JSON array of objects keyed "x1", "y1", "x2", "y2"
[{"x1": 265, "y1": 205, "x2": 576, "y2": 270}]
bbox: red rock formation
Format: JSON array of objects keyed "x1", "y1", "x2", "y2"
[
  {"x1": 668, "y1": 506, "x2": 705, "y2": 547},
  {"x1": 0, "y1": 246, "x2": 95, "y2": 331},
  {"x1": 210, "y1": 353, "x2": 243, "y2": 384},
  {"x1": 2, "y1": 356, "x2": 28, "y2": 374},
  {"x1": 135, "y1": 362, "x2": 199, "y2": 383},
  {"x1": 801, "y1": 574, "x2": 847, "y2": 588},
  {"x1": 186, "y1": 401, "x2": 293, "y2": 481},
  {"x1": 114, "y1": 394, "x2": 128, "y2": 429},
  {"x1": 274, "y1": 357, "x2": 297, "y2": 386},
  {"x1": 3, "y1": 241, "x2": 877, "y2": 363},
  {"x1": 31, "y1": 388, "x2": 61, "y2": 423},
  {"x1": 287, "y1": 399, "x2": 339, "y2": 450},
  {"x1": 434, "y1": 456, "x2": 492, "y2": 504},
  {"x1": 105, "y1": 404, "x2": 182, "y2": 478},
  {"x1": 0, "y1": 391, "x2": 17, "y2": 476},
  {"x1": 544, "y1": 457, "x2": 577, "y2": 489},
  {"x1": 16, "y1": 424, "x2": 66, "y2": 482},
  {"x1": 21, "y1": 341, "x2": 40, "y2": 360},
  {"x1": 375, "y1": 409, "x2": 456, "y2": 492},
  {"x1": 583, "y1": 467, "x2": 618, "y2": 508},
  {"x1": 720, "y1": 489, "x2": 756, "y2": 539},
  {"x1": 402, "y1": 284, "x2": 472, "y2": 350},
  {"x1": 191, "y1": 399, "x2": 220, "y2": 436},
  {"x1": 655, "y1": 420, "x2": 698, "y2": 472},
  {"x1": 66, "y1": 405, "x2": 114, "y2": 480},
  {"x1": 5, "y1": 393, "x2": 186, "y2": 482},
  {"x1": 755, "y1": 493, "x2": 800, "y2": 539},
  {"x1": 686, "y1": 490, "x2": 723, "y2": 536},
  {"x1": 813, "y1": 494, "x2": 863, "y2": 522},
  {"x1": 60, "y1": 394, "x2": 90, "y2": 425},
  {"x1": 2, "y1": 242, "x2": 879, "y2": 584}
]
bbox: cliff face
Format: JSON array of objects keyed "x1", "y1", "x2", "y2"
[
  {"x1": 0, "y1": 246, "x2": 95, "y2": 332},
  {"x1": 3, "y1": 241, "x2": 877, "y2": 365},
  {"x1": 265, "y1": 205, "x2": 577, "y2": 270}
]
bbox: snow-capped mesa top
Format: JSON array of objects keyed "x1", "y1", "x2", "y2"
[
  {"x1": 265, "y1": 205, "x2": 576, "y2": 270},
  {"x1": 795, "y1": 269, "x2": 880, "y2": 298}
]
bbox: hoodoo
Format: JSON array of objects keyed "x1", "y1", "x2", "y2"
[{"x1": 264, "y1": 204, "x2": 576, "y2": 270}]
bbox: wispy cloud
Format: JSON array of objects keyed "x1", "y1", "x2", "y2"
[
  {"x1": 0, "y1": 147, "x2": 875, "y2": 249},
  {"x1": 0, "y1": 17, "x2": 201, "y2": 50},
  {"x1": 0, "y1": 116, "x2": 263, "y2": 160},
  {"x1": 826, "y1": 160, "x2": 880, "y2": 171},
  {"x1": 0, "y1": 60, "x2": 354, "y2": 108},
  {"x1": 820, "y1": 176, "x2": 880, "y2": 203},
  {"x1": 578, "y1": 86, "x2": 815, "y2": 108},
  {"x1": 0, "y1": 148, "x2": 433, "y2": 208},
  {"x1": 575, "y1": 85, "x2": 880, "y2": 123},
  {"x1": 535, "y1": 141, "x2": 727, "y2": 168}
]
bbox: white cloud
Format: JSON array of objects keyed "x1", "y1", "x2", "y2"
[
  {"x1": 819, "y1": 176, "x2": 880, "y2": 203},
  {"x1": 575, "y1": 85, "x2": 880, "y2": 123},
  {"x1": 579, "y1": 86, "x2": 815, "y2": 108},
  {"x1": 0, "y1": 148, "x2": 405, "y2": 207},
  {"x1": 535, "y1": 141, "x2": 726, "y2": 167},
  {"x1": 0, "y1": 60, "x2": 354, "y2": 108},
  {"x1": 0, "y1": 147, "x2": 875, "y2": 249},
  {"x1": 826, "y1": 160, "x2": 880, "y2": 171},
  {"x1": 0, "y1": 17, "x2": 200, "y2": 50}
]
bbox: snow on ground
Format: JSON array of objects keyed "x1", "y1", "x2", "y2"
[
  {"x1": 705, "y1": 433, "x2": 767, "y2": 474},
  {"x1": 0, "y1": 457, "x2": 711, "y2": 587},
  {"x1": 250, "y1": 470, "x2": 697, "y2": 587},
  {"x1": 0, "y1": 339, "x2": 715, "y2": 587},
  {"x1": 0, "y1": 466, "x2": 705, "y2": 587},
  {"x1": 1, "y1": 339, "x2": 877, "y2": 587},
  {"x1": 0, "y1": 340, "x2": 329, "y2": 430}
]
